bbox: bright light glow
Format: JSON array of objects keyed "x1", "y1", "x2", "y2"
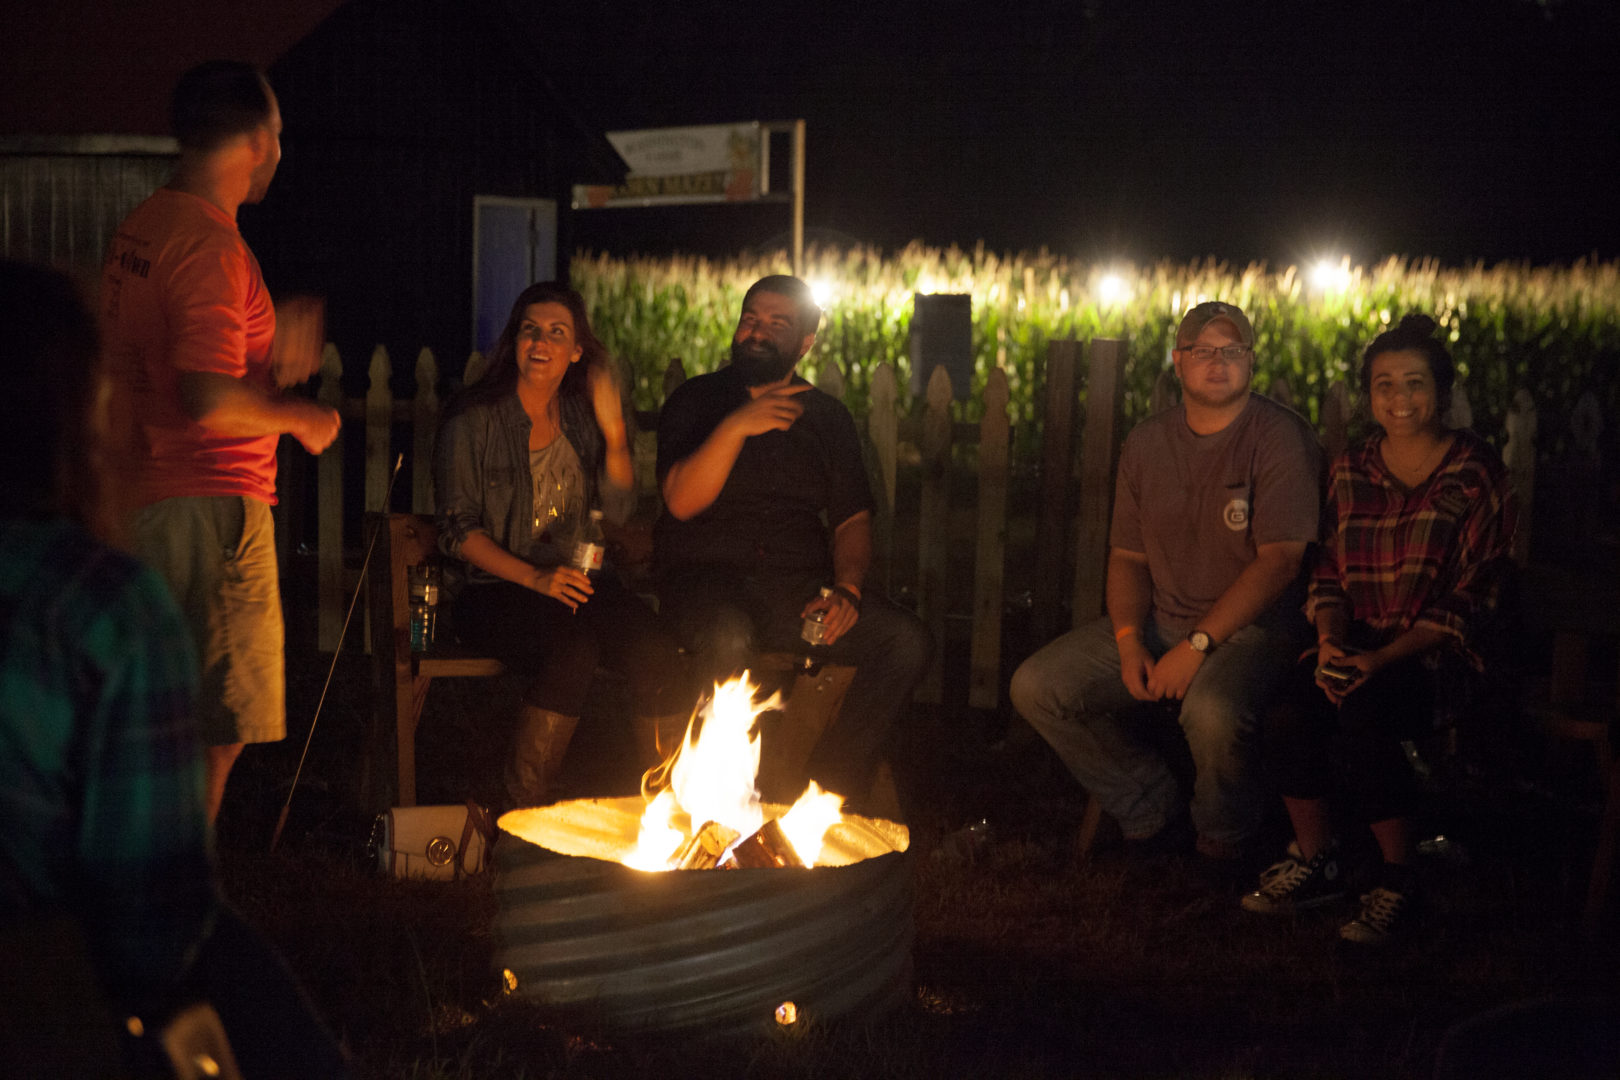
[
  {"x1": 625, "y1": 673, "x2": 851, "y2": 872},
  {"x1": 1310, "y1": 258, "x2": 1352, "y2": 292},
  {"x1": 779, "y1": 782, "x2": 845, "y2": 867},
  {"x1": 809, "y1": 278, "x2": 835, "y2": 308},
  {"x1": 670, "y1": 676, "x2": 772, "y2": 841},
  {"x1": 1097, "y1": 273, "x2": 1128, "y2": 305}
]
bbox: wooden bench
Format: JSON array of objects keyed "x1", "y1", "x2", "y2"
[
  {"x1": 367, "y1": 513, "x2": 506, "y2": 808},
  {"x1": 367, "y1": 512, "x2": 901, "y2": 819}
]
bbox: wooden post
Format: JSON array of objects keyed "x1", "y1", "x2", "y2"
[
  {"x1": 915, "y1": 365, "x2": 954, "y2": 704},
  {"x1": 663, "y1": 357, "x2": 688, "y2": 399},
  {"x1": 868, "y1": 363, "x2": 899, "y2": 594},
  {"x1": 365, "y1": 346, "x2": 392, "y2": 514},
  {"x1": 1503, "y1": 386, "x2": 1537, "y2": 566},
  {"x1": 462, "y1": 349, "x2": 487, "y2": 387},
  {"x1": 1269, "y1": 375, "x2": 1296, "y2": 412},
  {"x1": 1450, "y1": 382, "x2": 1474, "y2": 431},
  {"x1": 1073, "y1": 338, "x2": 1129, "y2": 626},
  {"x1": 1322, "y1": 379, "x2": 1351, "y2": 461},
  {"x1": 412, "y1": 348, "x2": 439, "y2": 514},
  {"x1": 815, "y1": 358, "x2": 846, "y2": 400},
  {"x1": 1032, "y1": 340, "x2": 1078, "y2": 644},
  {"x1": 317, "y1": 344, "x2": 345, "y2": 652},
  {"x1": 1151, "y1": 368, "x2": 1179, "y2": 415},
  {"x1": 970, "y1": 366, "x2": 1010, "y2": 709}
]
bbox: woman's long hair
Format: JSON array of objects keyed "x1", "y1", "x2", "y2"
[
  {"x1": 450, "y1": 281, "x2": 610, "y2": 417},
  {"x1": 0, "y1": 260, "x2": 119, "y2": 542}
]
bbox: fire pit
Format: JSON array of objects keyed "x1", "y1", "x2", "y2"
[{"x1": 495, "y1": 673, "x2": 913, "y2": 1036}]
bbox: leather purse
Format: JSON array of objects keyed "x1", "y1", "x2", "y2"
[{"x1": 372, "y1": 801, "x2": 494, "y2": 880}]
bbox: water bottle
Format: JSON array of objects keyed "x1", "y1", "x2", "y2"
[
  {"x1": 571, "y1": 509, "x2": 606, "y2": 578},
  {"x1": 408, "y1": 564, "x2": 440, "y2": 652},
  {"x1": 800, "y1": 586, "x2": 835, "y2": 646}
]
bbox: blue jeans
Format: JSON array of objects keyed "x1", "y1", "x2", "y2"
[{"x1": 1010, "y1": 614, "x2": 1307, "y2": 848}]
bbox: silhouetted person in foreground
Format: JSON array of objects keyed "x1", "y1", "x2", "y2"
[{"x1": 0, "y1": 260, "x2": 349, "y2": 1078}]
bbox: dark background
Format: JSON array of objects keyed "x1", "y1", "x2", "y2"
[
  {"x1": 546, "y1": 0, "x2": 1619, "y2": 265},
  {"x1": 6, "y1": 0, "x2": 1615, "y2": 266}
]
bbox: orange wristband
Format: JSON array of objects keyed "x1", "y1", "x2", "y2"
[{"x1": 1114, "y1": 625, "x2": 1137, "y2": 642}]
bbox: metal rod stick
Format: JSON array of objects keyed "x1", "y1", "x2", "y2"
[{"x1": 270, "y1": 453, "x2": 404, "y2": 852}]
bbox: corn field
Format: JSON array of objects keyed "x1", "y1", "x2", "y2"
[{"x1": 573, "y1": 245, "x2": 1620, "y2": 458}]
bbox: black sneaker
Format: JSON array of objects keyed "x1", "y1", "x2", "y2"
[
  {"x1": 1340, "y1": 882, "x2": 1411, "y2": 945},
  {"x1": 1240, "y1": 843, "x2": 1346, "y2": 914}
]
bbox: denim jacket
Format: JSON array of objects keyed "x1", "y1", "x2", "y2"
[{"x1": 433, "y1": 388, "x2": 631, "y2": 587}]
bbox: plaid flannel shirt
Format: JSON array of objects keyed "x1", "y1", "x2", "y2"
[
  {"x1": 1307, "y1": 429, "x2": 1517, "y2": 668},
  {"x1": 0, "y1": 518, "x2": 215, "y2": 1010}
]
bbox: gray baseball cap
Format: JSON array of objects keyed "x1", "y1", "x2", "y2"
[{"x1": 1176, "y1": 301, "x2": 1255, "y2": 348}]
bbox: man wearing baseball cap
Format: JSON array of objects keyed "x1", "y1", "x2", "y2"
[{"x1": 1011, "y1": 301, "x2": 1320, "y2": 869}]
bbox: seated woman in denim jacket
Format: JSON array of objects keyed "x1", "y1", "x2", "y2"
[
  {"x1": 1240, "y1": 314, "x2": 1516, "y2": 945},
  {"x1": 435, "y1": 282, "x2": 689, "y2": 808}
]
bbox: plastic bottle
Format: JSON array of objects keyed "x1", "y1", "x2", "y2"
[
  {"x1": 800, "y1": 586, "x2": 835, "y2": 646},
  {"x1": 409, "y1": 564, "x2": 440, "y2": 652},
  {"x1": 571, "y1": 509, "x2": 606, "y2": 578}
]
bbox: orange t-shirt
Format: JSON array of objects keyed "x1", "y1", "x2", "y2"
[{"x1": 101, "y1": 188, "x2": 278, "y2": 506}]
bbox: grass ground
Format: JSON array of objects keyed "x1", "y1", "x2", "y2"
[{"x1": 215, "y1": 589, "x2": 1619, "y2": 1079}]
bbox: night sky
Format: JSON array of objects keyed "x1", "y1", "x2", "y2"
[
  {"x1": 5, "y1": 0, "x2": 1616, "y2": 266},
  {"x1": 542, "y1": 0, "x2": 1618, "y2": 265}
]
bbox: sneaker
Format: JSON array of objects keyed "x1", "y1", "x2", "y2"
[
  {"x1": 1339, "y1": 884, "x2": 1409, "y2": 944},
  {"x1": 1240, "y1": 843, "x2": 1346, "y2": 914}
]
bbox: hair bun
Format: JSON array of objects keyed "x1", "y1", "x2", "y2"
[{"x1": 1396, "y1": 313, "x2": 1438, "y2": 338}]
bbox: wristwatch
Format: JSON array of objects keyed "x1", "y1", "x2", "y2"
[{"x1": 1188, "y1": 630, "x2": 1214, "y2": 654}]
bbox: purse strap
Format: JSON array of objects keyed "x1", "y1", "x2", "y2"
[{"x1": 453, "y1": 801, "x2": 496, "y2": 879}]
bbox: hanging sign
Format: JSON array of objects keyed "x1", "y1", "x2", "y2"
[{"x1": 573, "y1": 123, "x2": 762, "y2": 209}]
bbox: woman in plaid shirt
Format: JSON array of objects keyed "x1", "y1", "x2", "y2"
[{"x1": 1240, "y1": 314, "x2": 1516, "y2": 944}]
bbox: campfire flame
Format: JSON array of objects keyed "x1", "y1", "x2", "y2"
[{"x1": 625, "y1": 672, "x2": 845, "y2": 872}]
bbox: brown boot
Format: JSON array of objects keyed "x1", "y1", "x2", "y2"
[{"x1": 505, "y1": 705, "x2": 580, "y2": 809}]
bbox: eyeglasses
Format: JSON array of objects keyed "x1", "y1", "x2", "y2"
[{"x1": 1179, "y1": 345, "x2": 1251, "y2": 362}]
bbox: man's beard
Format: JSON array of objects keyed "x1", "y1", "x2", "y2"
[{"x1": 730, "y1": 339, "x2": 797, "y2": 386}]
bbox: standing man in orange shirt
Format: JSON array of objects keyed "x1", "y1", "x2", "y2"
[{"x1": 102, "y1": 61, "x2": 341, "y2": 822}]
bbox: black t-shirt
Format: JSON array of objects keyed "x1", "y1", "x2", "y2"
[{"x1": 654, "y1": 367, "x2": 875, "y2": 578}]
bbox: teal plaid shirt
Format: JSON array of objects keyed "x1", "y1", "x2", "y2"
[{"x1": 0, "y1": 518, "x2": 215, "y2": 1010}]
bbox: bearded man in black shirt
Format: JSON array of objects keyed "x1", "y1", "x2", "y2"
[{"x1": 654, "y1": 275, "x2": 929, "y2": 806}]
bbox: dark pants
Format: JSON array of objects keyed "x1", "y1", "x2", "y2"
[
  {"x1": 455, "y1": 578, "x2": 690, "y2": 717},
  {"x1": 658, "y1": 567, "x2": 931, "y2": 800},
  {"x1": 1263, "y1": 652, "x2": 1437, "y2": 824}
]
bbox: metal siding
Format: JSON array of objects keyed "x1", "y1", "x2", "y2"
[
  {"x1": 0, "y1": 154, "x2": 169, "y2": 272},
  {"x1": 495, "y1": 832, "x2": 914, "y2": 1035}
]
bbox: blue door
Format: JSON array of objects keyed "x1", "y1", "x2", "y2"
[{"x1": 473, "y1": 196, "x2": 557, "y2": 355}]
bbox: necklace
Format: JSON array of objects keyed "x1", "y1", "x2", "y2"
[
  {"x1": 1382, "y1": 433, "x2": 1450, "y2": 487},
  {"x1": 520, "y1": 389, "x2": 561, "y2": 449}
]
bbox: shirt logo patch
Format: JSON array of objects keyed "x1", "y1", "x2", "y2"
[{"x1": 1223, "y1": 498, "x2": 1250, "y2": 531}]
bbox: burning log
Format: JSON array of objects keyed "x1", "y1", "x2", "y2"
[
  {"x1": 672, "y1": 820, "x2": 738, "y2": 871},
  {"x1": 722, "y1": 818, "x2": 801, "y2": 869}
]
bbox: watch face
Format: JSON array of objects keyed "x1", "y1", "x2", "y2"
[{"x1": 1189, "y1": 631, "x2": 1211, "y2": 653}]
